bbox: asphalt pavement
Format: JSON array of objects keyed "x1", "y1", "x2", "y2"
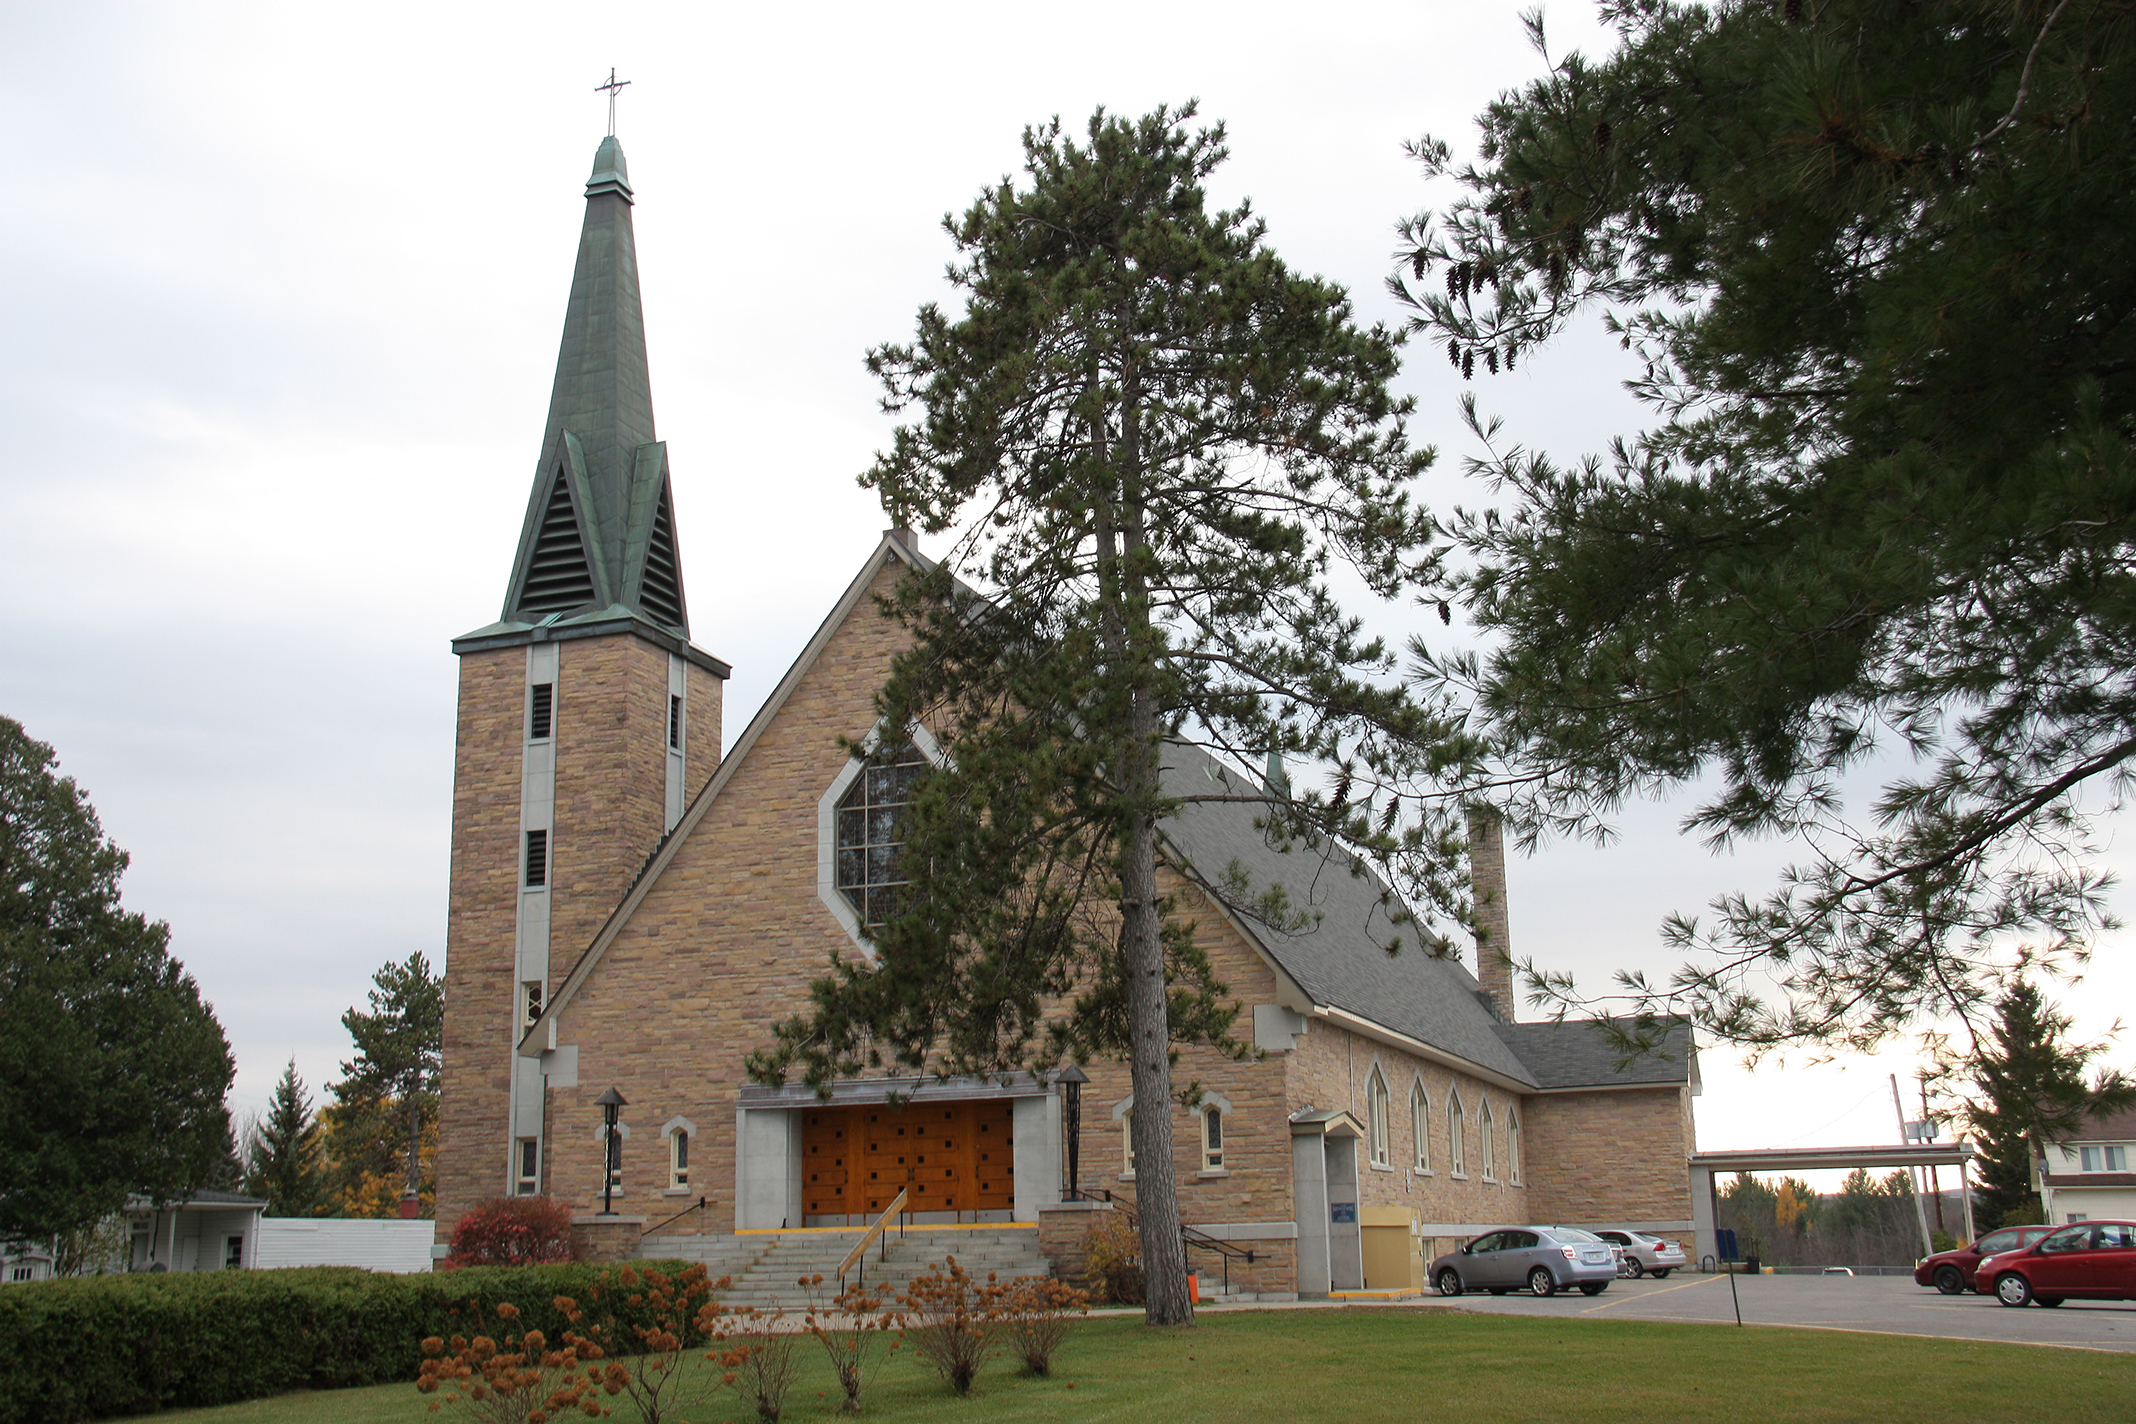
[{"x1": 1430, "y1": 1271, "x2": 2136, "y2": 1352}]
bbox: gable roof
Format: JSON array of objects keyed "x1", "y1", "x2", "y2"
[
  {"x1": 1156, "y1": 746, "x2": 1540, "y2": 1090},
  {"x1": 2070, "y1": 1105, "x2": 2136, "y2": 1142},
  {"x1": 522, "y1": 530, "x2": 922, "y2": 1053},
  {"x1": 1491, "y1": 1019, "x2": 1697, "y2": 1091}
]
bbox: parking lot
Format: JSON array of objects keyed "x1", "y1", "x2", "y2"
[{"x1": 1438, "y1": 1272, "x2": 2136, "y2": 1352}]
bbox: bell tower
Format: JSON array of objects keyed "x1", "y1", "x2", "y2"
[{"x1": 436, "y1": 135, "x2": 728, "y2": 1235}]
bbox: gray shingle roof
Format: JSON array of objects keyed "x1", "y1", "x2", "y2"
[
  {"x1": 1157, "y1": 748, "x2": 1539, "y2": 1088},
  {"x1": 1156, "y1": 745, "x2": 1694, "y2": 1094},
  {"x1": 1491, "y1": 1019, "x2": 1696, "y2": 1090}
]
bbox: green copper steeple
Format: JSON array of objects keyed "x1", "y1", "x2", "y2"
[{"x1": 489, "y1": 135, "x2": 690, "y2": 637}]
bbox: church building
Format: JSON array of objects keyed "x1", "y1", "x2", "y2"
[{"x1": 435, "y1": 135, "x2": 1700, "y2": 1296}]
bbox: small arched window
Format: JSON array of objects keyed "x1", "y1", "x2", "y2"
[
  {"x1": 1449, "y1": 1091, "x2": 1468, "y2": 1177},
  {"x1": 1480, "y1": 1097, "x2": 1498, "y2": 1181},
  {"x1": 1410, "y1": 1080, "x2": 1431, "y2": 1171},
  {"x1": 1367, "y1": 1067, "x2": 1391, "y2": 1167},
  {"x1": 669, "y1": 1128, "x2": 690, "y2": 1190},
  {"x1": 1508, "y1": 1106, "x2": 1523, "y2": 1185},
  {"x1": 1201, "y1": 1105, "x2": 1224, "y2": 1171}
]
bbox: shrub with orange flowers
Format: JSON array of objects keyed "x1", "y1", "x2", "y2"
[
  {"x1": 415, "y1": 1300, "x2": 611, "y2": 1423},
  {"x1": 553, "y1": 1263, "x2": 729, "y2": 1424},
  {"x1": 700, "y1": 1300, "x2": 800, "y2": 1424},
  {"x1": 798, "y1": 1273, "x2": 905, "y2": 1412},
  {"x1": 896, "y1": 1256, "x2": 1004, "y2": 1396},
  {"x1": 993, "y1": 1277, "x2": 1090, "y2": 1377}
]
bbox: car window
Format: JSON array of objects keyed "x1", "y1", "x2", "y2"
[
  {"x1": 1553, "y1": 1229, "x2": 1602, "y2": 1243},
  {"x1": 1976, "y1": 1230, "x2": 2017, "y2": 1254},
  {"x1": 2097, "y1": 1224, "x2": 2136, "y2": 1249},
  {"x1": 2038, "y1": 1225, "x2": 2093, "y2": 1253},
  {"x1": 1505, "y1": 1231, "x2": 1540, "y2": 1249},
  {"x1": 2019, "y1": 1227, "x2": 2051, "y2": 1246},
  {"x1": 1469, "y1": 1233, "x2": 1504, "y2": 1253},
  {"x1": 1595, "y1": 1231, "x2": 1629, "y2": 1245}
]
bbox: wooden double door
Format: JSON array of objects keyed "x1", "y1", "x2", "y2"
[{"x1": 801, "y1": 1099, "x2": 1016, "y2": 1224}]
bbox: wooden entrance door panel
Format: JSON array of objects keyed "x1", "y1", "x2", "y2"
[{"x1": 801, "y1": 1100, "x2": 1018, "y2": 1220}]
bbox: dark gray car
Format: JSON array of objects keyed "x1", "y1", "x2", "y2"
[{"x1": 1432, "y1": 1227, "x2": 1617, "y2": 1297}]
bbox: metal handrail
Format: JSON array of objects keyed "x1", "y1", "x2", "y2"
[
  {"x1": 643, "y1": 1195, "x2": 708, "y2": 1238},
  {"x1": 1069, "y1": 1186, "x2": 1257, "y2": 1294},
  {"x1": 837, "y1": 1188, "x2": 908, "y2": 1288}
]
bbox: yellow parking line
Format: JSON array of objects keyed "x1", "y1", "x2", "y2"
[{"x1": 1581, "y1": 1273, "x2": 1722, "y2": 1314}]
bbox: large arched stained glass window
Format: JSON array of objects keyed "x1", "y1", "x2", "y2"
[{"x1": 834, "y1": 742, "x2": 928, "y2": 926}]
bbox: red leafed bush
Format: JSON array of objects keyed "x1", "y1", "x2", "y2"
[{"x1": 446, "y1": 1196, "x2": 576, "y2": 1268}]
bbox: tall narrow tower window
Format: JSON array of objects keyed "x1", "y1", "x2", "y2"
[
  {"x1": 529, "y1": 683, "x2": 554, "y2": 741},
  {"x1": 833, "y1": 743, "x2": 928, "y2": 927},
  {"x1": 668, "y1": 694, "x2": 682, "y2": 750},
  {"x1": 518, "y1": 477, "x2": 597, "y2": 616},
  {"x1": 524, "y1": 830, "x2": 548, "y2": 888}
]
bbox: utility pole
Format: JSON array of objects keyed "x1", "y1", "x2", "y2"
[
  {"x1": 1919, "y1": 1075, "x2": 1945, "y2": 1235},
  {"x1": 1892, "y1": 1074, "x2": 1934, "y2": 1260}
]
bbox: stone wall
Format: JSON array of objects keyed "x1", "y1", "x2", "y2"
[
  {"x1": 1521, "y1": 1086, "x2": 1695, "y2": 1225},
  {"x1": 1285, "y1": 1021, "x2": 1530, "y2": 1231},
  {"x1": 437, "y1": 647, "x2": 530, "y2": 1236}
]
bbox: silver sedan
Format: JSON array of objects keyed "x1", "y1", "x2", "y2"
[
  {"x1": 1432, "y1": 1226, "x2": 1618, "y2": 1298},
  {"x1": 1594, "y1": 1228, "x2": 1688, "y2": 1278}
]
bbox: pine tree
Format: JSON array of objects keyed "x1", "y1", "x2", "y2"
[
  {"x1": 1395, "y1": 0, "x2": 2136, "y2": 1050},
  {"x1": 1953, "y1": 980, "x2": 2134, "y2": 1231},
  {"x1": 244, "y1": 1059, "x2": 324, "y2": 1217},
  {"x1": 751, "y1": 105, "x2": 1451, "y2": 1326},
  {"x1": 0, "y1": 716, "x2": 234, "y2": 1242},
  {"x1": 327, "y1": 953, "x2": 443, "y2": 1216}
]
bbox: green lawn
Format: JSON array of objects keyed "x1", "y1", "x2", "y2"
[{"x1": 144, "y1": 1307, "x2": 2132, "y2": 1424}]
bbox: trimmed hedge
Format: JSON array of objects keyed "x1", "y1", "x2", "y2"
[{"x1": 0, "y1": 1261, "x2": 701, "y2": 1423}]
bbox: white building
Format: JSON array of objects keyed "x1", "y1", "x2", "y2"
[{"x1": 2041, "y1": 1106, "x2": 2136, "y2": 1225}]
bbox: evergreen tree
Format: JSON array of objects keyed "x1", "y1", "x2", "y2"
[
  {"x1": 1395, "y1": 0, "x2": 2136, "y2": 1050},
  {"x1": 327, "y1": 953, "x2": 442, "y2": 1215},
  {"x1": 1952, "y1": 979, "x2": 2134, "y2": 1231},
  {"x1": 0, "y1": 716, "x2": 234, "y2": 1242},
  {"x1": 752, "y1": 105, "x2": 1448, "y2": 1326},
  {"x1": 244, "y1": 1059, "x2": 324, "y2": 1216}
]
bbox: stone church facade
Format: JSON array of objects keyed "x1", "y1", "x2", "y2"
[{"x1": 435, "y1": 135, "x2": 1699, "y2": 1295}]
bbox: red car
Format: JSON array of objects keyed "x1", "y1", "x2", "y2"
[
  {"x1": 1913, "y1": 1224, "x2": 2051, "y2": 1294},
  {"x1": 1976, "y1": 1219, "x2": 2136, "y2": 1307}
]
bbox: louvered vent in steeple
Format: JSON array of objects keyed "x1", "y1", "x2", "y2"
[
  {"x1": 519, "y1": 476, "x2": 597, "y2": 616},
  {"x1": 639, "y1": 485, "x2": 685, "y2": 629}
]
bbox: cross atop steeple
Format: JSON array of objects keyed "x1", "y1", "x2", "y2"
[{"x1": 595, "y1": 68, "x2": 631, "y2": 137}]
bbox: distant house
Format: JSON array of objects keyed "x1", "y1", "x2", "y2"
[
  {"x1": 2041, "y1": 1106, "x2": 2136, "y2": 1225},
  {"x1": 126, "y1": 1190, "x2": 267, "y2": 1273}
]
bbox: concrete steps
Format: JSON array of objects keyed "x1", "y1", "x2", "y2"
[{"x1": 637, "y1": 1227, "x2": 1052, "y2": 1313}]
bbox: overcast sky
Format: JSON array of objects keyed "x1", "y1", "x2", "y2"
[{"x1": 4, "y1": 1, "x2": 2129, "y2": 1173}]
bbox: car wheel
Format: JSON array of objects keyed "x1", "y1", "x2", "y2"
[
  {"x1": 2037, "y1": 1296, "x2": 2065, "y2": 1308},
  {"x1": 1624, "y1": 1259, "x2": 1645, "y2": 1279},
  {"x1": 1579, "y1": 1282, "x2": 1608, "y2": 1297},
  {"x1": 1436, "y1": 1269, "x2": 1464, "y2": 1297},
  {"x1": 1933, "y1": 1265, "x2": 1967, "y2": 1295},
  {"x1": 1528, "y1": 1267, "x2": 1557, "y2": 1297},
  {"x1": 1994, "y1": 1273, "x2": 2034, "y2": 1308},
  {"x1": 1650, "y1": 1269, "x2": 1672, "y2": 1279}
]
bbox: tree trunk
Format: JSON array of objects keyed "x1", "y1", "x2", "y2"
[
  {"x1": 405, "y1": 1091, "x2": 423, "y2": 1205},
  {"x1": 1111, "y1": 349, "x2": 1193, "y2": 1327}
]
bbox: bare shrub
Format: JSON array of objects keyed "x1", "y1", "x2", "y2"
[
  {"x1": 897, "y1": 1256, "x2": 1001, "y2": 1395},
  {"x1": 1081, "y1": 1214, "x2": 1144, "y2": 1304},
  {"x1": 702, "y1": 1302, "x2": 799, "y2": 1423},
  {"x1": 993, "y1": 1277, "x2": 1089, "y2": 1376},
  {"x1": 800, "y1": 1273, "x2": 905, "y2": 1412}
]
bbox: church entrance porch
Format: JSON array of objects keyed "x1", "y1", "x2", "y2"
[
  {"x1": 734, "y1": 1076, "x2": 1058, "y2": 1231},
  {"x1": 802, "y1": 1100, "x2": 1016, "y2": 1225}
]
